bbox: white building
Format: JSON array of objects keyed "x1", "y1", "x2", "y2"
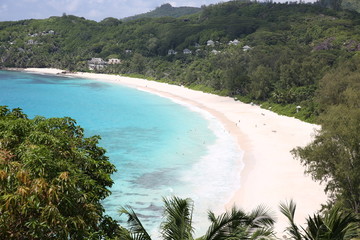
[
  {"x1": 229, "y1": 39, "x2": 240, "y2": 45},
  {"x1": 207, "y1": 40, "x2": 215, "y2": 47},
  {"x1": 183, "y1": 49, "x2": 192, "y2": 54},
  {"x1": 243, "y1": 45, "x2": 252, "y2": 51},
  {"x1": 168, "y1": 49, "x2": 177, "y2": 55},
  {"x1": 88, "y1": 58, "x2": 107, "y2": 70},
  {"x1": 108, "y1": 58, "x2": 121, "y2": 64}
]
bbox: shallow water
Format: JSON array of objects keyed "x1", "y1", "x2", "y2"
[{"x1": 0, "y1": 70, "x2": 243, "y2": 236}]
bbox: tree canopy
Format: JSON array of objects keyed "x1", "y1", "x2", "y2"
[
  {"x1": 292, "y1": 56, "x2": 360, "y2": 216},
  {"x1": 0, "y1": 106, "x2": 117, "y2": 239}
]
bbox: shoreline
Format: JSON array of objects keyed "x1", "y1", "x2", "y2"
[{"x1": 9, "y1": 68, "x2": 327, "y2": 235}]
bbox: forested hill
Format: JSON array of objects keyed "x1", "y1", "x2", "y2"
[
  {"x1": 1, "y1": 1, "x2": 360, "y2": 121},
  {"x1": 122, "y1": 3, "x2": 202, "y2": 21},
  {"x1": 343, "y1": 0, "x2": 360, "y2": 12}
]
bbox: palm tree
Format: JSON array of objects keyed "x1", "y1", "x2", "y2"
[
  {"x1": 119, "y1": 196, "x2": 275, "y2": 240},
  {"x1": 280, "y1": 200, "x2": 358, "y2": 240},
  {"x1": 202, "y1": 205, "x2": 275, "y2": 240},
  {"x1": 119, "y1": 196, "x2": 194, "y2": 240},
  {"x1": 161, "y1": 197, "x2": 194, "y2": 240}
]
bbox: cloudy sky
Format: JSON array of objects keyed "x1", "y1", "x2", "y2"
[{"x1": 0, "y1": 0, "x2": 316, "y2": 22}]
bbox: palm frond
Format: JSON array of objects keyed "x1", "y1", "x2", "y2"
[
  {"x1": 204, "y1": 205, "x2": 275, "y2": 240},
  {"x1": 208, "y1": 210, "x2": 217, "y2": 223},
  {"x1": 118, "y1": 206, "x2": 152, "y2": 240},
  {"x1": 323, "y1": 207, "x2": 358, "y2": 240},
  {"x1": 160, "y1": 196, "x2": 194, "y2": 240},
  {"x1": 247, "y1": 228, "x2": 276, "y2": 240},
  {"x1": 279, "y1": 200, "x2": 303, "y2": 240},
  {"x1": 281, "y1": 202, "x2": 359, "y2": 240},
  {"x1": 302, "y1": 214, "x2": 325, "y2": 240},
  {"x1": 248, "y1": 205, "x2": 276, "y2": 229},
  {"x1": 203, "y1": 206, "x2": 247, "y2": 240}
]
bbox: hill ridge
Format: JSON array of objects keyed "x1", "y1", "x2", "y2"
[{"x1": 122, "y1": 3, "x2": 202, "y2": 21}]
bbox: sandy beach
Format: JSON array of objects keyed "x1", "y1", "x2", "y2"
[{"x1": 20, "y1": 68, "x2": 327, "y2": 236}]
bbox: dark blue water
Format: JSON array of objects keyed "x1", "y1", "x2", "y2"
[{"x1": 0, "y1": 70, "x2": 243, "y2": 236}]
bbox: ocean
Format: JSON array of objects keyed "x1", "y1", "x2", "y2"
[{"x1": 0, "y1": 70, "x2": 243, "y2": 236}]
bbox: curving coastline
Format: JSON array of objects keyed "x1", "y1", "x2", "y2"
[{"x1": 18, "y1": 68, "x2": 327, "y2": 235}]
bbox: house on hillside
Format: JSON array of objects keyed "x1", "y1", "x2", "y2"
[
  {"x1": 27, "y1": 39, "x2": 38, "y2": 45},
  {"x1": 88, "y1": 58, "x2": 106, "y2": 70},
  {"x1": 108, "y1": 58, "x2": 121, "y2": 64},
  {"x1": 229, "y1": 39, "x2": 240, "y2": 46},
  {"x1": 207, "y1": 40, "x2": 215, "y2": 47},
  {"x1": 168, "y1": 49, "x2": 177, "y2": 55},
  {"x1": 183, "y1": 49, "x2": 192, "y2": 54},
  {"x1": 243, "y1": 45, "x2": 252, "y2": 51},
  {"x1": 211, "y1": 49, "x2": 221, "y2": 55}
]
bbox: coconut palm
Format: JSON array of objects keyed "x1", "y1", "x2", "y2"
[
  {"x1": 280, "y1": 200, "x2": 358, "y2": 240},
  {"x1": 119, "y1": 196, "x2": 194, "y2": 240},
  {"x1": 202, "y1": 205, "x2": 275, "y2": 240},
  {"x1": 161, "y1": 197, "x2": 194, "y2": 240},
  {"x1": 119, "y1": 196, "x2": 275, "y2": 240},
  {"x1": 119, "y1": 205, "x2": 152, "y2": 240}
]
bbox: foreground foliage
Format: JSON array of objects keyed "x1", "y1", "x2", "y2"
[
  {"x1": 0, "y1": 106, "x2": 117, "y2": 239},
  {"x1": 120, "y1": 196, "x2": 275, "y2": 240},
  {"x1": 280, "y1": 200, "x2": 358, "y2": 240}
]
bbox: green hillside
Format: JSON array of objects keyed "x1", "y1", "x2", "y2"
[
  {"x1": 342, "y1": 0, "x2": 360, "y2": 12},
  {"x1": 122, "y1": 3, "x2": 202, "y2": 21},
  {"x1": 1, "y1": 1, "x2": 360, "y2": 122}
]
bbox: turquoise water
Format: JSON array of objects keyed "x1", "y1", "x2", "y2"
[{"x1": 0, "y1": 70, "x2": 243, "y2": 236}]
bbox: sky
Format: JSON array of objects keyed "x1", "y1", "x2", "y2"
[{"x1": 0, "y1": 0, "x2": 317, "y2": 22}]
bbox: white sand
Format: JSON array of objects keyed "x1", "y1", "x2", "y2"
[{"x1": 21, "y1": 68, "x2": 327, "y2": 235}]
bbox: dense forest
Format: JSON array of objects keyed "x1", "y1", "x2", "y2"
[{"x1": 1, "y1": 0, "x2": 360, "y2": 238}]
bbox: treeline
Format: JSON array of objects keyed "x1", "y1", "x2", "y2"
[{"x1": 1, "y1": 1, "x2": 360, "y2": 120}]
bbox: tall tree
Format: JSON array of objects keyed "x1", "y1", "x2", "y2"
[
  {"x1": 292, "y1": 106, "x2": 360, "y2": 214},
  {"x1": 293, "y1": 56, "x2": 360, "y2": 214},
  {"x1": 0, "y1": 106, "x2": 117, "y2": 239}
]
